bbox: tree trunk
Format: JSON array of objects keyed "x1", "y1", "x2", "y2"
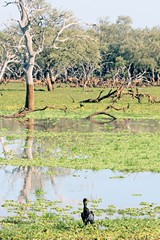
[
  {"x1": 18, "y1": 0, "x2": 36, "y2": 111},
  {"x1": 25, "y1": 84, "x2": 34, "y2": 110},
  {"x1": 24, "y1": 53, "x2": 35, "y2": 110},
  {"x1": 152, "y1": 68, "x2": 155, "y2": 84},
  {"x1": 46, "y1": 71, "x2": 53, "y2": 91},
  {"x1": 157, "y1": 73, "x2": 160, "y2": 86},
  {"x1": 0, "y1": 61, "x2": 8, "y2": 83},
  {"x1": 50, "y1": 69, "x2": 55, "y2": 90}
]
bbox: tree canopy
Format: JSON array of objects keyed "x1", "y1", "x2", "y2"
[{"x1": 0, "y1": 0, "x2": 160, "y2": 86}]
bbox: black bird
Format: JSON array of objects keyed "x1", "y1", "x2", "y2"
[{"x1": 81, "y1": 198, "x2": 94, "y2": 225}]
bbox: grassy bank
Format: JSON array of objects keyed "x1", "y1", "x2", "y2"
[{"x1": 0, "y1": 83, "x2": 160, "y2": 119}]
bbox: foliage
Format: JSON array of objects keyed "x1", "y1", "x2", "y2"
[{"x1": 1, "y1": 2, "x2": 160, "y2": 83}]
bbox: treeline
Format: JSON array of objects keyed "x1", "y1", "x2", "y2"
[{"x1": 0, "y1": 0, "x2": 160, "y2": 89}]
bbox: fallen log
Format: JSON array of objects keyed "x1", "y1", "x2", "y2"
[
  {"x1": 0, "y1": 105, "x2": 67, "y2": 119},
  {"x1": 105, "y1": 103, "x2": 130, "y2": 112},
  {"x1": 86, "y1": 103, "x2": 129, "y2": 124},
  {"x1": 86, "y1": 111, "x2": 116, "y2": 121},
  {"x1": 79, "y1": 89, "x2": 117, "y2": 103}
]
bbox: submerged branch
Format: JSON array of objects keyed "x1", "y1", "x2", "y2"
[
  {"x1": 86, "y1": 103, "x2": 129, "y2": 124},
  {"x1": 86, "y1": 111, "x2": 116, "y2": 120}
]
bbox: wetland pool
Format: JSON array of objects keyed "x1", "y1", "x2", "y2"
[
  {"x1": 0, "y1": 118, "x2": 160, "y2": 160},
  {"x1": 1, "y1": 117, "x2": 160, "y2": 134},
  {"x1": 0, "y1": 118, "x2": 160, "y2": 219},
  {"x1": 0, "y1": 166, "x2": 160, "y2": 218}
]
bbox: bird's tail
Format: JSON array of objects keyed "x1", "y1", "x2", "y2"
[{"x1": 88, "y1": 212, "x2": 94, "y2": 224}]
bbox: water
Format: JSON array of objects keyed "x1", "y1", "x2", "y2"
[
  {"x1": 0, "y1": 118, "x2": 160, "y2": 159},
  {"x1": 0, "y1": 166, "x2": 160, "y2": 217},
  {"x1": 0, "y1": 118, "x2": 160, "y2": 218},
  {"x1": 0, "y1": 118, "x2": 160, "y2": 134}
]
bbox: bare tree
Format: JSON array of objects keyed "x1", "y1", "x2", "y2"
[
  {"x1": 4, "y1": 0, "x2": 42, "y2": 110},
  {"x1": 0, "y1": 30, "x2": 19, "y2": 83},
  {"x1": 4, "y1": 0, "x2": 79, "y2": 111}
]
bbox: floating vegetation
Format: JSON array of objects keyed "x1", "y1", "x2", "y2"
[
  {"x1": 1, "y1": 199, "x2": 160, "y2": 239},
  {"x1": 110, "y1": 175, "x2": 125, "y2": 179},
  {"x1": 0, "y1": 130, "x2": 160, "y2": 172},
  {"x1": 132, "y1": 193, "x2": 142, "y2": 197},
  {"x1": 34, "y1": 189, "x2": 46, "y2": 199}
]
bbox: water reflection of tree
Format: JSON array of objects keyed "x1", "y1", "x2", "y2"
[
  {"x1": 15, "y1": 166, "x2": 74, "y2": 203},
  {"x1": 0, "y1": 118, "x2": 35, "y2": 159},
  {"x1": 0, "y1": 165, "x2": 73, "y2": 204},
  {"x1": 18, "y1": 166, "x2": 43, "y2": 203},
  {"x1": 0, "y1": 137, "x2": 9, "y2": 158},
  {"x1": 110, "y1": 119, "x2": 160, "y2": 133},
  {"x1": 1, "y1": 118, "x2": 160, "y2": 160},
  {"x1": 22, "y1": 118, "x2": 34, "y2": 159}
]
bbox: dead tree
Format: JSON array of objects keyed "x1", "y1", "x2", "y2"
[
  {"x1": 79, "y1": 89, "x2": 117, "y2": 104},
  {"x1": 4, "y1": 0, "x2": 79, "y2": 114},
  {"x1": 86, "y1": 111, "x2": 116, "y2": 121}
]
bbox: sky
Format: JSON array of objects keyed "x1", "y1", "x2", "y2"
[{"x1": 0, "y1": 0, "x2": 160, "y2": 29}]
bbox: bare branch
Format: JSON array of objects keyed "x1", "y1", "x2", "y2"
[
  {"x1": 52, "y1": 20, "x2": 79, "y2": 48},
  {"x1": 4, "y1": 1, "x2": 17, "y2": 7}
]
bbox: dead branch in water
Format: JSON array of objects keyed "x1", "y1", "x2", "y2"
[
  {"x1": 86, "y1": 103, "x2": 129, "y2": 123},
  {"x1": 0, "y1": 105, "x2": 67, "y2": 119},
  {"x1": 86, "y1": 111, "x2": 117, "y2": 121}
]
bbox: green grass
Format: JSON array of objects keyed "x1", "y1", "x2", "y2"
[{"x1": 0, "y1": 83, "x2": 160, "y2": 119}]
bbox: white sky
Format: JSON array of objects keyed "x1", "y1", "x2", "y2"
[{"x1": 0, "y1": 0, "x2": 160, "y2": 29}]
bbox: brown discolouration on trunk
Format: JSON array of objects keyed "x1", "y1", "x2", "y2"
[
  {"x1": 25, "y1": 84, "x2": 34, "y2": 110},
  {"x1": 46, "y1": 78, "x2": 53, "y2": 91}
]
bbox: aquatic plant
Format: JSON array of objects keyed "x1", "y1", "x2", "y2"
[{"x1": 1, "y1": 199, "x2": 160, "y2": 239}]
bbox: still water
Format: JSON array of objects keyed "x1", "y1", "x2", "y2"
[
  {"x1": 1, "y1": 117, "x2": 160, "y2": 134},
  {"x1": 0, "y1": 166, "x2": 160, "y2": 217},
  {"x1": 0, "y1": 118, "x2": 160, "y2": 159},
  {"x1": 0, "y1": 118, "x2": 160, "y2": 218}
]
